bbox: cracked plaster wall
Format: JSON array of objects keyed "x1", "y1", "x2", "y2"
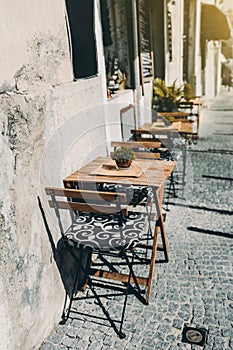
[{"x1": 0, "y1": 1, "x2": 107, "y2": 349}]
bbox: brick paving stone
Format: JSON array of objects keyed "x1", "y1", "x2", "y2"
[
  {"x1": 154, "y1": 340, "x2": 170, "y2": 349},
  {"x1": 46, "y1": 332, "x2": 64, "y2": 345},
  {"x1": 222, "y1": 327, "x2": 233, "y2": 338},
  {"x1": 39, "y1": 94, "x2": 233, "y2": 349},
  {"x1": 166, "y1": 334, "x2": 177, "y2": 343},
  {"x1": 73, "y1": 339, "x2": 89, "y2": 349},
  {"x1": 125, "y1": 340, "x2": 142, "y2": 350},
  {"x1": 61, "y1": 336, "x2": 77, "y2": 348},
  {"x1": 87, "y1": 341, "x2": 103, "y2": 350},
  {"x1": 173, "y1": 318, "x2": 184, "y2": 330},
  {"x1": 65, "y1": 327, "x2": 79, "y2": 339},
  {"x1": 176, "y1": 343, "x2": 191, "y2": 349},
  {"x1": 55, "y1": 325, "x2": 70, "y2": 335},
  {"x1": 39, "y1": 342, "x2": 55, "y2": 350},
  {"x1": 70, "y1": 319, "x2": 84, "y2": 328}
]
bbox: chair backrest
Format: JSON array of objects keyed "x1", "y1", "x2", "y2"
[
  {"x1": 111, "y1": 141, "x2": 160, "y2": 159},
  {"x1": 45, "y1": 187, "x2": 128, "y2": 235},
  {"x1": 120, "y1": 104, "x2": 136, "y2": 141},
  {"x1": 45, "y1": 187, "x2": 127, "y2": 214},
  {"x1": 110, "y1": 151, "x2": 160, "y2": 160},
  {"x1": 157, "y1": 111, "x2": 190, "y2": 118},
  {"x1": 111, "y1": 140, "x2": 161, "y2": 149}
]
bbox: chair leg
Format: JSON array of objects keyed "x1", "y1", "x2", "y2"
[
  {"x1": 60, "y1": 246, "x2": 90, "y2": 324},
  {"x1": 97, "y1": 251, "x2": 147, "y2": 304},
  {"x1": 170, "y1": 171, "x2": 177, "y2": 198},
  {"x1": 88, "y1": 249, "x2": 140, "y2": 339},
  {"x1": 165, "y1": 172, "x2": 176, "y2": 211},
  {"x1": 121, "y1": 250, "x2": 147, "y2": 305},
  {"x1": 60, "y1": 246, "x2": 146, "y2": 338},
  {"x1": 60, "y1": 261, "x2": 84, "y2": 324},
  {"x1": 89, "y1": 280, "x2": 126, "y2": 339}
]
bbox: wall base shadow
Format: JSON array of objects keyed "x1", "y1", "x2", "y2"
[{"x1": 38, "y1": 196, "x2": 92, "y2": 298}]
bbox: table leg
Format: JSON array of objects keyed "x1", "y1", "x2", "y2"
[
  {"x1": 146, "y1": 224, "x2": 159, "y2": 303},
  {"x1": 154, "y1": 189, "x2": 169, "y2": 262},
  {"x1": 182, "y1": 142, "x2": 187, "y2": 198},
  {"x1": 145, "y1": 188, "x2": 169, "y2": 303}
]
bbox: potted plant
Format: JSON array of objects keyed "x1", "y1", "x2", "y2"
[
  {"x1": 111, "y1": 146, "x2": 136, "y2": 169},
  {"x1": 152, "y1": 78, "x2": 194, "y2": 112},
  {"x1": 152, "y1": 78, "x2": 183, "y2": 112},
  {"x1": 182, "y1": 82, "x2": 194, "y2": 101}
]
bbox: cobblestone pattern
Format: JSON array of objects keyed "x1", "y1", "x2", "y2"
[{"x1": 39, "y1": 94, "x2": 233, "y2": 350}]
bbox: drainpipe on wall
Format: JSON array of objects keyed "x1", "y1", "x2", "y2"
[{"x1": 131, "y1": 0, "x2": 141, "y2": 127}]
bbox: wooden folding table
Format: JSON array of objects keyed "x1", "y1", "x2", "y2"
[{"x1": 63, "y1": 157, "x2": 175, "y2": 303}]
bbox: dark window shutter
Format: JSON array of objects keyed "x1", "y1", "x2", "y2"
[{"x1": 65, "y1": 0, "x2": 98, "y2": 79}]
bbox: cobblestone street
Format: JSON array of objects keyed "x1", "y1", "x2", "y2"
[{"x1": 40, "y1": 93, "x2": 233, "y2": 350}]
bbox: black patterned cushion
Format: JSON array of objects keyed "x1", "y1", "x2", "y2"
[{"x1": 65, "y1": 211, "x2": 148, "y2": 250}]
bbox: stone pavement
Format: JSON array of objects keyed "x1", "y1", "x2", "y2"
[{"x1": 39, "y1": 93, "x2": 233, "y2": 350}]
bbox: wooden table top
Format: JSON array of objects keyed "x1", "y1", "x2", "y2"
[
  {"x1": 132, "y1": 122, "x2": 193, "y2": 135},
  {"x1": 172, "y1": 121, "x2": 193, "y2": 134},
  {"x1": 131, "y1": 123, "x2": 178, "y2": 136},
  {"x1": 63, "y1": 157, "x2": 176, "y2": 189},
  {"x1": 157, "y1": 112, "x2": 190, "y2": 117},
  {"x1": 178, "y1": 99, "x2": 204, "y2": 106}
]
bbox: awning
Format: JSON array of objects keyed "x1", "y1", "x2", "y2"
[{"x1": 201, "y1": 3, "x2": 231, "y2": 41}]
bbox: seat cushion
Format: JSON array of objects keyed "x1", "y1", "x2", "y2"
[{"x1": 65, "y1": 211, "x2": 148, "y2": 250}]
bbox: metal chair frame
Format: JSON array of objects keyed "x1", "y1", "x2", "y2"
[{"x1": 45, "y1": 187, "x2": 148, "y2": 338}]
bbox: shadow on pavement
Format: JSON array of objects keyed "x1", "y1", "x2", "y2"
[
  {"x1": 165, "y1": 201, "x2": 233, "y2": 216},
  {"x1": 187, "y1": 226, "x2": 233, "y2": 239}
]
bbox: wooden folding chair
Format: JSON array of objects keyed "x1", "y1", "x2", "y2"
[{"x1": 45, "y1": 187, "x2": 149, "y2": 338}]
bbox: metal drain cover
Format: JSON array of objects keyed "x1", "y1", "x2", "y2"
[{"x1": 182, "y1": 325, "x2": 208, "y2": 346}]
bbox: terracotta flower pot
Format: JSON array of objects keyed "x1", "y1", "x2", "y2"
[{"x1": 115, "y1": 160, "x2": 132, "y2": 169}]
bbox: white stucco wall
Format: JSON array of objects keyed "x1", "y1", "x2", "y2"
[
  {"x1": 204, "y1": 41, "x2": 221, "y2": 97},
  {"x1": 0, "y1": 0, "x2": 73, "y2": 85},
  {"x1": 104, "y1": 80, "x2": 153, "y2": 149},
  {"x1": 0, "y1": 1, "x2": 108, "y2": 349}
]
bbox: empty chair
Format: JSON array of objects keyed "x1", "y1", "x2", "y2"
[{"x1": 44, "y1": 187, "x2": 149, "y2": 338}]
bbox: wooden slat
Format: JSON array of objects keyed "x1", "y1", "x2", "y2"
[
  {"x1": 92, "y1": 269, "x2": 148, "y2": 286},
  {"x1": 111, "y1": 141, "x2": 161, "y2": 149},
  {"x1": 134, "y1": 151, "x2": 160, "y2": 159},
  {"x1": 45, "y1": 187, "x2": 127, "y2": 203},
  {"x1": 132, "y1": 133, "x2": 167, "y2": 143},
  {"x1": 157, "y1": 112, "x2": 190, "y2": 117},
  {"x1": 110, "y1": 151, "x2": 160, "y2": 160},
  {"x1": 131, "y1": 129, "x2": 148, "y2": 135},
  {"x1": 48, "y1": 200, "x2": 128, "y2": 216}
]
